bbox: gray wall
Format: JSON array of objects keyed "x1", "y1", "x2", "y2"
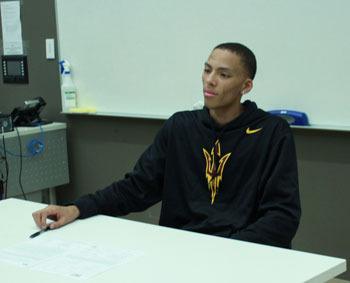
[
  {"x1": 292, "y1": 129, "x2": 350, "y2": 280},
  {"x1": 0, "y1": 0, "x2": 62, "y2": 123},
  {"x1": 0, "y1": 0, "x2": 349, "y2": 280}
]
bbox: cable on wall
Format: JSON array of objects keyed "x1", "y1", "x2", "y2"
[{"x1": 1, "y1": 133, "x2": 9, "y2": 200}]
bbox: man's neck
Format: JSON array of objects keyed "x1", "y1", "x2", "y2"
[{"x1": 209, "y1": 103, "x2": 244, "y2": 127}]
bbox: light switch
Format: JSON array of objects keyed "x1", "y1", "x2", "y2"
[{"x1": 46, "y1": 38, "x2": 55, "y2": 59}]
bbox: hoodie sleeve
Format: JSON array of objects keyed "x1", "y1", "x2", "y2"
[
  {"x1": 73, "y1": 118, "x2": 171, "y2": 219},
  {"x1": 231, "y1": 125, "x2": 301, "y2": 248}
]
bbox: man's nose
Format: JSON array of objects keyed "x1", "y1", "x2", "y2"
[{"x1": 205, "y1": 72, "x2": 217, "y2": 86}]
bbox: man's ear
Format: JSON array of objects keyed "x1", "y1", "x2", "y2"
[{"x1": 241, "y1": 79, "x2": 253, "y2": 95}]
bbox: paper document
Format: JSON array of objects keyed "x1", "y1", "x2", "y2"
[
  {"x1": 0, "y1": 0, "x2": 23, "y2": 55},
  {"x1": 0, "y1": 237, "x2": 143, "y2": 280}
]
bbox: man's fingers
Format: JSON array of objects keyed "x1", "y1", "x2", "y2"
[
  {"x1": 32, "y1": 206, "x2": 57, "y2": 228},
  {"x1": 49, "y1": 217, "x2": 66, "y2": 229},
  {"x1": 32, "y1": 209, "x2": 46, "y2": 228},
  {"x1": 32, "y1": 205, "x2": 80, "y2": 230},
  {"x1": 37, "y1": 212, "x2": 45, "y2": 228},
  {"x1": 32, "y1": 211, "x2": 40, "y2": 228}
]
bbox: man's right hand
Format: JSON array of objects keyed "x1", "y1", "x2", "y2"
[{"x1": 32, "y1": 205, "x2": 80, "y2": 230}]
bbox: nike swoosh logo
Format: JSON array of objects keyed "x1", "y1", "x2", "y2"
[{"x1": 246, "y1": 127, "x2": 262, "y2": 134}]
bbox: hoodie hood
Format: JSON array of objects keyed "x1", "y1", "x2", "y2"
[{"x1": 197, "y1": 100, "x2": 268, "y2": 133}]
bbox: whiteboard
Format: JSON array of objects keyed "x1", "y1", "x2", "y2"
[{"x1": 55, "y1": 0, "x2": 350, "y2": 126}]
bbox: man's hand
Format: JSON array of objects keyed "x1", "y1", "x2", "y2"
[{"x1": 32, "y1": 205, "x2": 80, "y2": 229}]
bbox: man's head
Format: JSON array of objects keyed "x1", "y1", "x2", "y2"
[
  {"x1": 202, "y1": 42, "x2": 256, "y2": 116},
  {"x1": 214, "y1": 43, "x2": 257, "y2": 80}
]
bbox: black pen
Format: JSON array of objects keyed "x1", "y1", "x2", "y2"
[{"x1": 29, "y1": 226, "x2": 51, "y2": 239}]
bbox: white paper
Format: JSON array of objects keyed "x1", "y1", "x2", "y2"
[
  {"x1": 0, "y1": 237, "x2": 143, "y2": 280},
  {"x1": 0, "y1": 1, "x2": 24, "y2": 55}
]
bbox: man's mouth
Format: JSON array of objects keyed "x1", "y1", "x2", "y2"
[{"x1": 204, "y1": 90, "x2": 217, "y2": 97}]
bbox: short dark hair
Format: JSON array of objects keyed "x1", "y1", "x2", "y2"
[{"x1": 214, "y1": 42, "x2": 257, "y2": 80}]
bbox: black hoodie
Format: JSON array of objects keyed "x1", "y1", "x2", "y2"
[{"x1": 75, "y1": 100, "x2": 301, "y2": 248}]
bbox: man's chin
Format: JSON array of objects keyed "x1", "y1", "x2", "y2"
[{"x1": 204, "y1": 100, "x2": 217, "y2": 110}]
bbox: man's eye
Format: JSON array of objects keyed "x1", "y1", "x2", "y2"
[
  {"x1": 220, "y1": 73, "x2": 230, "y2": 78},
  {"x1": 204, "y1": 68, "x2": 211, "y2": 73}
]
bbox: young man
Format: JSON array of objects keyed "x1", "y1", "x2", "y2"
[{"x1": 33, "y1": 43, "x2": 301, "y2": 248}]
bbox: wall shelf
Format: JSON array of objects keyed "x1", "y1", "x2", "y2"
[
  {"x1": 62, "y1": 112, "x2": 350, "y2": 132},
  {"x1": 291, "y1": 125, "x2": 350, "y2": 132}
]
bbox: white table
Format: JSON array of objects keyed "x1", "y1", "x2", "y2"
[{"x1": 0, "y1": 199, "x2": 346, "y2": 283}]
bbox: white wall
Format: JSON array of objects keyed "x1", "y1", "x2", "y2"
[{"x1": 56, "y1": 0, "x2": 350, "y2": 125}]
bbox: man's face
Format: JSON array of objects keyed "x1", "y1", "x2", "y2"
[{"x1": 202, "y1": 48, "x2": 250, "y2": 111}]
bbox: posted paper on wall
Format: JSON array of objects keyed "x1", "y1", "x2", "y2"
[{"x1": 0, "y1": 0, "x2": 24, "y2": 55}]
